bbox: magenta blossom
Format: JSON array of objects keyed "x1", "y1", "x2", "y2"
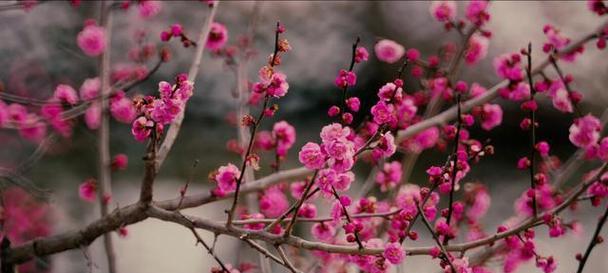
[
  {"x1": 569, "y1": 114, "x2": 601, "y2": 148},
  {"x1": 77, "y1": 23, "x2": 106, "y2": 57},
  {"x1": 131, "y1": 116, "x2": 153, "y2": 142},
  {"x1": 206, "y1": 22, "x2": 229, "y2": 50},
  {"x1": 479, "y1": 103, "x2": 503, "y2": 130},
  {"x1": 383, "y1": 242, "x2": 405, "y2": 265},
  {"x1": 375, "y1": 161, "x2": 402, "y2": 192},
  {"x1": 214, "y1": 163, "x2": 241, "y2": 193},
  {"x1": 54, "y1": 84, "x2": 79, "y2": 105},
  {"x1": 354, "y1": 46, "x2": 369, "y2": 63},
  {"x1": 259, "y1": 187, "x2": 289, "y2": 218},
  {"x1": 465, "y1": 34, "x2": 489, "y2": 65},
  {"x1": 272, "y1": 120, "x2": 296, "y2": 156},
  {"x1": 334, "y1": 69, "x2": 357, "y2": 88},
  {"x1": 430, "y1": 1, "x2": 457, "y2": 22},
  {"x1": 79, "y1": 178, "x2": 97, "y2": 202}
]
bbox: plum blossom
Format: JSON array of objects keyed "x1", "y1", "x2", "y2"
[
  {"x1": 354, "y1": 46, "x2": 369, "y2": 63},
  {"x1": 334, "y1": 69, "x2": 357, "y2": 88},
  {"x1": 372, "y1": 132, "x2": 397, "y2": 159},
  {"x1": 569, "y1": 114, "x2": 601, "y2": 148},
  {"x1": 466, "y1": 0, "x2": 490, "y2": 26},
  {"x1": 430, "y1": 1, "x2": 457, "y2": 22},
  {"x1": 375, "y1": 161, "x2": 402, "y2": 192},
  {"x1": 479, "y1": 103, "x2": 503, "y2": 130},
  {"x1": 79, "y1": 178, "x2": 97, "y2": 202},
  {"x1": 85, "y1": 102, "x2": 101, "y2": 129},
  {"x1": 214, "y1": 163, "x2": 241, "y2": 193},
  {"x1": 131, "y1": 116, "x2": 153, "y2": 142},
  {"x1": 298, "y1": 142, "x2": 326, "y2": 169},
  {"x1": 547, "y1": 80, "x2": 573, "y2": 113},
  {"x1": 77, "y1": 22, "x2": 106, "y2": 57},
  {"x1": 272, "y1": 121, "x2": 296, "y2": 156},
  {"x1": 138, "y1": 0, "x2": 162, "y2": 18},
  {"x1": 53, "y1": 84, "x2": 79, "y2": 105},
  {"x1": 383, "y1": 242, "x2": 405, "y2": 265},
  {"x1": 311, "y1": 222, "x2": 336, "y2": 242},
  {"x1": 206, "y1": 22, "x2": 228, "y2": 50},
  {"x1": 112, "y1": 154, "x2": 128, "y2": 171},
  {"x1": 110, "y1": 91, "x2": 136, "y2": 123},
  {"x1": 259, "y1": 187, "x2": 288, "y2": 218},
  {"x1": 253, "y1": 68, "x2": 289, "y2": 98},
  {"x1": 79, "y1": 77, "x2": 100, "y2": 101},
  {"x1": 371, "y1": 101, "x2": 395, "y2": 125},
  {"x1": 374, "y1": 39, "x2": 405, "y2": 64},
  {"x1": 465, "y1": 34, "x2": 489, "y2": 65},
  {"x1": 402, "y1": 127, "x2": 439, "y2": 153}
]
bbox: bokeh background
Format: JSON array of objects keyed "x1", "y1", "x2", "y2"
[{"x1": 0, "y1": 1, "x2": 607, "y2": 272}]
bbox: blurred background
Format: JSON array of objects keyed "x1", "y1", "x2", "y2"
[{"x1": 0, "y1": 1, "x2": 607, "y2": 272}]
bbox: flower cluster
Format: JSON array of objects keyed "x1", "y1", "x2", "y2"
[
  {"x1": 130, "y1": 73, "x2": 194, "y2": 141},
  {"x1": 160, "y1": 23, "x2": 197, "y2": 48}
]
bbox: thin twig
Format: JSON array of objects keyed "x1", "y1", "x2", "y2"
[
  {"x1": 97, "y1": 2, "x2": 117, "y2": 272},
  {"x1": 575, "y1": 204, "x2": 608, "y2": 273}
]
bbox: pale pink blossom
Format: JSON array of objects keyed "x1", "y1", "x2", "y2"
[
  {"x1": 85, "y1": 102, "x2": 101, "y2": 129},
  {"x1": 138, "y1": 0, "x2": 162, "y2": 18},
  {"x1": 266, "y1": 72, "x2": 289, "y2": 98},
  {"x1": 79, "y1": 77, "x2": 100, "y2": 101},
  {"x1": 374, "y1": 39, "x2": 405, "y2": 64},
  {"x1": 77, "y1": 23, "x2": 106, "y2": 57},
  {"x1": 465, "y1": 34, "x2": 489, "y2": 65},
  {"x1": 320, "y1": 123, "x2": 351, "y2": 143}
]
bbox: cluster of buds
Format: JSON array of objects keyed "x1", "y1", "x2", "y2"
[{"x1": 160, "y1": 24, "x2": 197, "y2": 48}]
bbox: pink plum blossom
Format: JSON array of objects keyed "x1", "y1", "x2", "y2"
[
  {"x1": 569, "y1": 114, "x2": 601, "y2": 148},
  {"x1": 77, "y1": 23, "x2": 106, "y2": 57},
  {"x1": 79, "y1": 77, "x2": 100, "y2": 101},
  {"x1": 138, "y1": 0, "x2": 162, "y2": 18},
  {"x1": 430, "y1": 1, "x2": 457, "y2": 22},
  {"x1": 383, "y1": 242, "x2": 405, "y2": 265},
  {"x1": 206, "y1": 22, "x2": 228, "y2": 50},
  {"x1": 374, "y1": 39, "x2": 405, "y2": 64},
  {"x1": 375, "y1": 161, "x2": 402, "y2": 192},
  {"x1": 79, "y1": 178, "x2": 97, "y2": 202},
  {"x1": 214, "y1": 163, "x2": 241, "y2": 193},
  {"x1": 298, "y1": 142, "x2": 326, "y2": 169}
]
